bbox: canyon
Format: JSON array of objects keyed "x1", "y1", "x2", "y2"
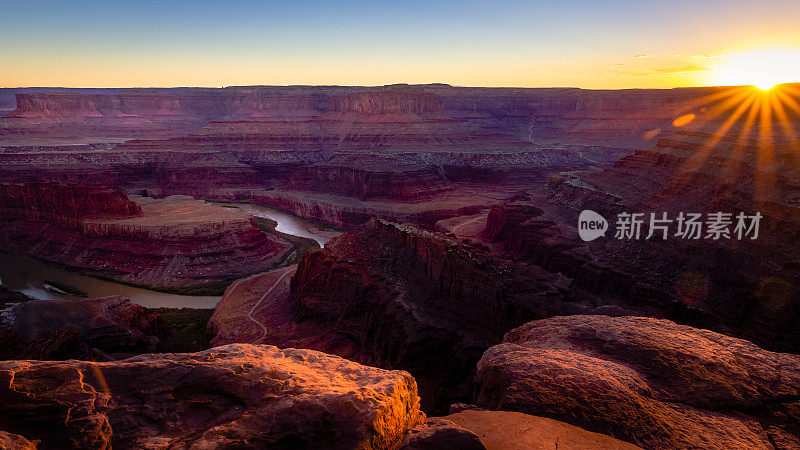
[
  {"x1": 1, "y1": 83, "x2": 800, "y2": 448},
  {"x1": 0, "y1": 182, "x2": 295, "y2": 295}
]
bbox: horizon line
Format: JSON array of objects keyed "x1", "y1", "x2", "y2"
[{"x1": 3, "y1": 82, "x2": 795, "y2": 91}]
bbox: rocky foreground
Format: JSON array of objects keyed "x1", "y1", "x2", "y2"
[
  {"x1": 3, "y1": 314, "x2": 798, "y2": 449},
  {"x1": 207, "y1": 219, "x2": 800, "y2": 448},
  {"x1": 476, "y1": 315, "x2": 800, "y2": 449}
]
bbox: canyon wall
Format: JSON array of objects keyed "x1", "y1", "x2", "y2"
[
  {"x1": 212, "y1": 219, "x2": 574, "y2": 413},
  {"x1": 0, "y1": 182, "x2": 141, "y2": 225},
  {"x1": 0, "y1": 183, "x2": 289, "y2": 293},
  {"x1": 4, "y1": 86, "x2": 353, "y2": 121},
  {"x1": 481, "y1": 129, "x2": 800, "y2": 352},
  {"x1": 282, "y1": 164, "x2": 450, "y2": 201},
  {"x1": 7, "y1": 83, "x2": 789, "y2": 147},
  {"x1": 327, "y1": 87, "x2": 447, "y2": 118}
]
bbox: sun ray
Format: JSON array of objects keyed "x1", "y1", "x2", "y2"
[
  {"x1": 753, "y1": 92, "x2": 779, "y2": 207},
  {"x1": 718, "y1": 92, "x2": 763, "y2": 189},
  {"x1": 658, "y1": 89, "x2": 759, "y2": 198},
  {"x1": 776, "y1": 89, "x2": 800, "y2": 116},
  {"x1": 771, "y1": 89, "x2": 800, "y2": 153},
  {"x1": 638, "y1": 86, "x2": 747, "y2": 142}
]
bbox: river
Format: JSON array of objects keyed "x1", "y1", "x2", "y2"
[
  {"x1": 0, "y1": 253, "x2": 222, "y2": 308},
  {"x1": 0, "y1": 205, "x2": 339, "y2": 309},
  {"x1": 228, "y1": 203, "x2": 339, "y2": 247}
]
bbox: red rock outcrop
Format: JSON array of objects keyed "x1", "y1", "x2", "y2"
[
  {"x1": 399, "y1": 418, "x2": 486, "y2": 450},
  {"x1": 475, "y1": 315, "x2": 800, "y2": 449},
  {"x1": 282, "y1": 154, "x2": 451, "y2": 201},
  {"x1": 437, "y1": 410, "x2": 641, "y2": 450},
  {"x1": 0, "y1": 183, "x2": 289, "y2": 293},
  {"x1": 211, "y1": 219, "x2": 568, "y2": 413},
  {"x1": 3, "y1": 296, "x2": 169, "y2": 357},
  {"x1": 0, "y1": 344, "x2": 424, "y2": 449},
  {"x1": 0, "y1": 431, "x2": 37, "y2": 450},
  {"x1": 0, "y1": 181, "x2": 141, "y2": 223}
]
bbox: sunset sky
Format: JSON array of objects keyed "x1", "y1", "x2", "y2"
[{"x1": 2, "y1": 0, "x2": 800, "y2": 88}]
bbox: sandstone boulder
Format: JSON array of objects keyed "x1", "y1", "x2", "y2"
[
  {"x1": 444, "y1": 410, "x2": 641, "y2": 450},
  {"x1": 475, "y1": 315, "x2": 800, "y2": 449},
  {"x1": 398, "y1": 418, "x2": 485, "y2": 450},
  {"x1": 0, "y1": 430, "x2": 37, "y2": 450},
  {"x1": 0, "y1": 344, "x2": 424, "y2": 449}
]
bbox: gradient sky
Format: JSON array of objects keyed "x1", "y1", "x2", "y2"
[{"x1": 2, "y1": 0, "x2": 800, "y2": 88}]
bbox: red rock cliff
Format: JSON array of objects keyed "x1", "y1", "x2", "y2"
[
  {"x1": 0, "y1": 182, "x2": 141, "y2": 228},
  {"x1": 279, "y1": 219, "x2": 564, "y2": 412},
  {"x1": 0, "y1": 185, "x2": 289, "y2": 293},
  {"x1": 328, "y1": 87, "x2": 446, "y2": 118}
]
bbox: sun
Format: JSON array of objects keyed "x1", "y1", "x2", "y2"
[
  {"x1": 755, "y1": 82, "x2": 776, "y2": 92},
  {"x1": 712, "y1": 49, "x2": 800, "y2": 90}
]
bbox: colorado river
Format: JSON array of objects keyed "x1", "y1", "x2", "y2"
[
  {"x1": 0, "y1": 253, "x2": 222, "y2": 309},
  {"x1": 0, "y1": 205, "x2": 339, "y2": 309},
  {"x1": 227, "y1": 203, "x2": 340, "y2": 247}
]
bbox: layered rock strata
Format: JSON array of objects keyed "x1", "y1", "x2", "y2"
[{"x1": 0, "y1": 183, "x2": 288, "y2": 293}]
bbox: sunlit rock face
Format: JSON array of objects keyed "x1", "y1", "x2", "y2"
[
  {"x1": 0, "y1": 344, "x2": 424, "y2": 449},
  {"x1": 211, "y1": 218, "x2": 574, "y2": 413},
  {"x1": 475, "y1": 315, "x2": 800, "y2": 449},
  {"x1": 409, "y1": 410, "x2": 642, "y2": 450},
  {"x1": 0, "y1": 431, "x2": 37, "y2": 450}
]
